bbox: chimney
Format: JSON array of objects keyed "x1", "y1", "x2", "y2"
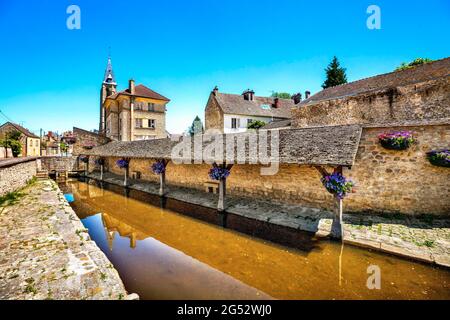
[
  {"x1": 273, "y1": 97, "x2": 280, "y2": 108},
  {"x1": 212, "y1": 86, "x2": 219, "y2": 96},
  {"x1": 242, "y1": 89, "x2": 255, "y2": 101},
  {"x1": 292, "y1": 93, "x2": 302, "y2": 104},
  {"x1": 305, "y1": 90, "x2": 311, "y2": 100},
  {"x1": 129, "y1": 79, "x2": 135, "y2": 95}
]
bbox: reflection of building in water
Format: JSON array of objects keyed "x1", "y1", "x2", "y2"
[{"x1": 101, "y1": 213, "x2": 145, "y2": 249}]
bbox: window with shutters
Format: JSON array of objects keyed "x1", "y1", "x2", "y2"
[{"x1": 148, "y1": 119, "x2": 155, "y2": 129}]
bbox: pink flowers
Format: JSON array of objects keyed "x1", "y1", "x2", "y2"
[{"x1": 378, "y1": 131, "x2": 414, "y2": 150}]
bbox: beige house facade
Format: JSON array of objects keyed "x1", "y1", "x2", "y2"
[
  {"x1": 0, "y1": 122, "x2": 40, "y2": 157},
  {"x1": 99, "y1": 57, "x2": 170, "y2": 141}
]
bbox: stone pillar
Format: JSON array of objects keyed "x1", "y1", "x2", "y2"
[
  {"x1": 85, "y1": 157, "x2": 89, "y2": 176},
  {"x1": 218, "y1": 177, "x2": 226, "y2": 212},
  {"x1": 124, "y1": 166, "x2": 129, "y2": 186},
  {"x1": 100, "y1": 164, "x2": 104, "y2": 180},
  {"x1": 159, "y1": 171, "x2": 166, "y2": 196}
]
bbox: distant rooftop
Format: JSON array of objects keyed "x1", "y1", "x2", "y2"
[
  {"x1": 301, "y1": 57, "x2": 450, "y2": 105},
  {"x1": 0, "y1": 122, "x2": 39, "y2": 139}
]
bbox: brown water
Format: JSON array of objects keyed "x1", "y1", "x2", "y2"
[{"x1": 64, "y1": 180, "x2": 450, "y2": 300}]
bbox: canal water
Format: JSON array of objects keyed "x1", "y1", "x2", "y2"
[{"x1": 63, "y1": 180, "x2": 450, "y2": 300}]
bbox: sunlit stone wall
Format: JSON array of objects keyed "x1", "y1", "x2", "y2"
[
  {"x1": 0, "y1": 159, "x2": 36, "y2": 196},
  {"x1": 100, "y1": 124, "x2": 449, "y2": 216}
]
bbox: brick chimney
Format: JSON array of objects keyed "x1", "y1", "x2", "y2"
[
  {"x1": 212, "y1": 86, "x2": 219, "y2": 96},
  {"x1": 129, "y1": 79, "x2": 135, "y2": 95},
  {"x1": 273, "y1": 97, "x2": 280, "y2": 108},
  {"x1": 242, "y1": 89, "x2": 255, "y2": 101},
  {"x1": 305, "y1": 90, "x2": 311, "y2": 100},
  {"x1": 292, "y1": 93, "x2": 302, "y2": 104}
]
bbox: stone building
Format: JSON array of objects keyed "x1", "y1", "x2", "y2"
[
  {"x1": 99, "y1": 57, "x2": 170, "y2": 141},
  {"x1": 0, "y1": 122, "x2": 40, "y2": 157},
  {"x1": 204, "y1": 87, "x2": 298, "y2": 133},
  {"x1": 83, "y1": 57, "x2": 450, "y2": 217}
]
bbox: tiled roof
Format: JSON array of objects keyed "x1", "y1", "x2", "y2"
[
  {"x1": 83, "y1": 124, "x2": 362, "y2": 167},
  {"x1": 214, "y1": 93, "x2": 294, "y2": 118},
  {"x1": 0, "y1": 122, "x2": 39, "y2": 139},
  {"x1": 261, "y1": 119, "x2": 292, "y2": 130},
  {"x1": 107, "y1": 84, "x2": 170, "y2": 101},
  {"x1": 301, "y1": 57, "x2": 450, "y2": 105}
]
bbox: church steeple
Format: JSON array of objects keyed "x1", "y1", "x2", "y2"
[
  {"x1": 100, "y1": 55, "x2": 118, "y2": 134},
  {"x1": 103, "y1": 56, "x2": 116, "y2": 85}
]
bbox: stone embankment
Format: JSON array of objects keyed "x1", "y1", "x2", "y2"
[
  {"x1": 88, "y1": 171, "x2": 450, "y2": 268},
  {"x1": 0, "y1": 179, "x2": 134, "y2": 300}
]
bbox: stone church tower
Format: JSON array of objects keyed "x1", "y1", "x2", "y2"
[{"x1": 99, "y1": 56, "x2": 117, "y2": 134}]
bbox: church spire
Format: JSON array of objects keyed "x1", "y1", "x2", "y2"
[{"x1": 103, "y1": 56, "x2": 116, "y2": 85}]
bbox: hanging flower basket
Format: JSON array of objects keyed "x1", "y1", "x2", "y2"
[
  {"x1": 95, "y1": 158, "x2": 105, "y2": 166},
  {"x1": 79, "y1": 155, "x2": 89, "y2": 163},
  {"x1": 321, "y1": 172, "x2": 354, "y2": 200},
  {"x1": 208, "y1": 166, "x2": 230, "y2": 181},
  {"x1": 426, "y1": 149, "x2": 450, "y2": 168},
  {"x1": 151, "y1": 160, "x2": 166, "y2": 175},
  {"x1": 116, "y1": 158, "x2": 129, "y2": 169},
  {"x1": 378, "y1": 131, "x2": 414, "y2": 150}
]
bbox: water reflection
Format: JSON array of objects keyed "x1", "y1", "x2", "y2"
[{"x1": 64, "y1": 180, "x2": 450, "y2": 300}]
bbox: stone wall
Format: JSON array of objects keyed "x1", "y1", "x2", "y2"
[
  {"x1": 343, "y1": 123, "x2": 450, "y2": 215},
  {"x1": 0, "y1": 158, "x2": 36, "y2": 196},
  {"x1": 291, "y1": 77, "x2": 450, "y2": 128},
  {"x1": 73, "y1": 127, "x2": 110, "y2": 156},
  {"x1": 39, "y1": 156, "x2": 79, "y2": 172},
  {"x1": 98, "y1": 123, "x2": 450, "y2": 216},
  {"x1": 205, "y1": 94, "x2": 224, "y2": 132}
]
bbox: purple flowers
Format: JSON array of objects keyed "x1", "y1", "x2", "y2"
[
  {"x1": 95, "y1": 158, "x2": 105, "y2": 166},
  {"x1": 208, "y1": 166, "x2": 230, "y2": 181},
  {"x1": 426, "y1": 149, "x2": 450, "y2": 168},
  {"x1": 151, "y1": 160, "x2": 166, "y2": 175},
  {"x1": 321, "y1": 172, "x2": 354, "y2": 200},
  {"x1": 79, "y1": 155, "x2": 89, "y2": 163},
  {"x1": 378, "y1": 131, "x2": 414, "y2": 150},
  {"x1": 116, "y1": 158, "x2": 129, "y2": 169}
]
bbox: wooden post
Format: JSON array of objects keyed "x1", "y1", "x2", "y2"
[
  {"x1": 100, "y1": 164, "x2": 104, "y2": 181},
  {"x1": 334, "y1": 166, "x2": 344, "y2": 240}
]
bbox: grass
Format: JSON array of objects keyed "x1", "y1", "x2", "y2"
[{"x1": 0, "y1": 190, "x2": 24, "y2": 207}]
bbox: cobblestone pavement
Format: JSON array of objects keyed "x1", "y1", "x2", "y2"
[
  {"x1": 88, "y1": 172, "x2": 450, "y2": 268},
  {"x1": 0, "y1": 179, "x2": 130, "y2": 300}
]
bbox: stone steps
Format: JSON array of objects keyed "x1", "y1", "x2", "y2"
[{"x1": 36, "y1": 170, "x2": 48, "y2": 180}]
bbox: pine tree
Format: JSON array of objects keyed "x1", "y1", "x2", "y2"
[
  {"x1": 188, "y1": 116, "x2": 204, "y2": 136},
  {"x1": 322, "y1": 56, "x2": 347, "y2": 89}
]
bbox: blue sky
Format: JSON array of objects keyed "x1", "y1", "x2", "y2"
[{"x1": 0, "y1": 0, "x2": 449, "y2": 135}]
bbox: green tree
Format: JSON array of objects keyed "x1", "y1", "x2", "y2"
[
  {"x1": 271, "y1": 92, "x2": 292, "y2": 99},
  {"x1": 60, "y1": 142, "x2": 68, "y2": 155},
  {"x1": 0, "y1": 130, "x2": 23, "y2": 157},
  {"x1": 322, "y1": 56, "x2": 347, "y2": 89},
  {"x1": 395, "y1": 58, "x2": 433, "y2": 71},
  {"x1": 188, "y1": 116, "x2": 204, "y2": 136},
  {"x1": 247, "y1": 120, "x2": 267, "y2": 129}
]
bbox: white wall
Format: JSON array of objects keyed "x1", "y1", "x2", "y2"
[{"x1": 223, "y1": 114, "x2": 280, "y2": 134}]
